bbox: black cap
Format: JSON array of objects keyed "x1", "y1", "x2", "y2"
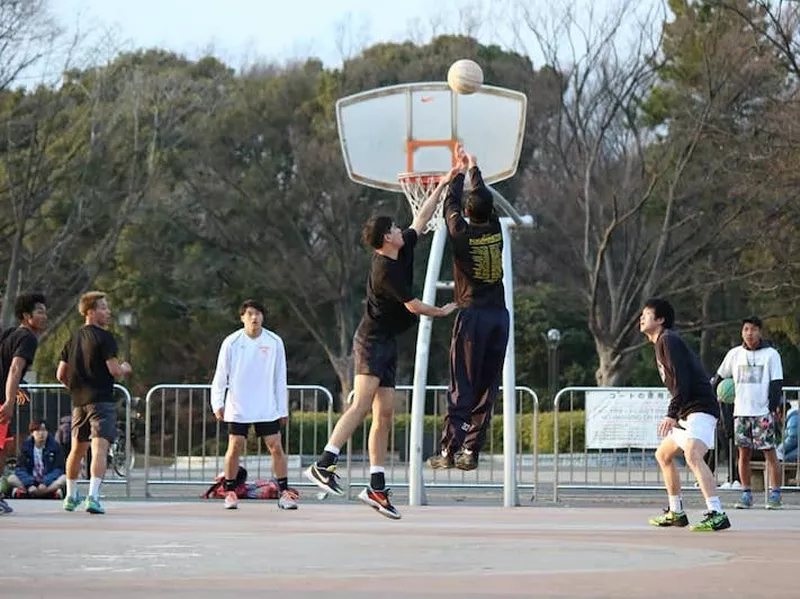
[{"x1": 742, "y1": 316, "x2": 762, "y2": 328}]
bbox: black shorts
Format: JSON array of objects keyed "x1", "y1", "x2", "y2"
[
  {"x1": 226, "y1": 420, "x2": 281, "y2": 437},
  {"x1": 353, "y1": 332, "x2": 397, "y2": 388},
  {"x1": 72, "y1": 402, "x2": 117, "y2": 443}
]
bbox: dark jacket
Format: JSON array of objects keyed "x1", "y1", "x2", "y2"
[
  {"x1": 655, "y1": 329, "x2": 720, "y2": 420},
  {"x1": 14, "y1": 435, "x2": 66, "y2": 487}
]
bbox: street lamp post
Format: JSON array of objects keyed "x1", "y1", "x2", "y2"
[
  {"x1": 116, "y1": 309, "x2": 138, "y2": 366},
  {"x1": 544, "y1": 328, "x2": 562, "y2": 407},
  {"x1": 115, "y1": 309, "x2": 138, "y2": 486}
]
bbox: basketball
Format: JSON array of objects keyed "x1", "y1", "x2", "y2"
[
  {"x1": 447, "y1": 59, "x2": 484, "y2": 95},
  {"x1": 716, "y1": 378, "x2": 735, "y2": 404}
]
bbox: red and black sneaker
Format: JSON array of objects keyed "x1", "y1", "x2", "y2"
[{"x1": 358, "y1": 486, "x2": 401, "y2": 520}]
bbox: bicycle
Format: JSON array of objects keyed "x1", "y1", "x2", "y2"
[
  {"x1": 108, "y1": 426, "x2": 135, "y2": 477},
  {"x1": 61, "y1": 420, "x2": 136, "y2": 479}
]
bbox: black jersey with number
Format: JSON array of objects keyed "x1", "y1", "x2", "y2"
[
  {"x1": 443, "y1": 167, "x2": 506, "y2": 309},
  {"x1": 356, "y1": 228, "x2": 419, "y2": 338},
  {"x1": 655, "y1": 329, "x2": 720, "y2": 420}
]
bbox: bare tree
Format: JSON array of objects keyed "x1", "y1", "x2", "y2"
[
  {"x1": 510, "y1": 0, "x2": 783, "y2": 384},
  {"x1": 182, "y1": 104, "x2": 381, "y2": 403},
  {"x1": 0, "y1": 49, "x2": 221, "y2": 333},
  {"x1": 0, "y1": 0, "x2": 60, "y2": 89},
  {"x1": 720, "y1": 0, "x2": 800, "y2": 297}
]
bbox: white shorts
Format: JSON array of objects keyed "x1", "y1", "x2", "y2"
[{"x1": 670, "y1": 412, "x2": 717, "y2": 451}]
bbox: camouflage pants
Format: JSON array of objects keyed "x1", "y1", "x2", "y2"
[{"x1": 734, "y1": 414, "x2": 777, "y2": 450}]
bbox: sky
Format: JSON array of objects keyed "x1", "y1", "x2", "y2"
[
  {"x1": 35, "y1": 1, "x2": 661, "y2": 80},
  {"x1": 45, "y1": 0, "x2": 511, "y2": 76},
  {"x1": 12, "y1": 0, "x2": 664, "y2": 90}
]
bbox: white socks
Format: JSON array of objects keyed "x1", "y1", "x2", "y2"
[
  {"x1": 369, "y1": 465, "x2": 385, "y2": 475},
  {"x1": 66, "y1": 479, "x2": 78, "y2": 499},
  {"x1": 88, "y1": 477, "x2": 102, "y2": 499},
  {"x1": 669, "y1": 494, "x2": 723, "y2": 514},
  {"x1": 323, "y1": 444, "x2": 340, "y2": 456},
  {"x1": 706, "y1": 496, "x2": 723, "y2": 513}
]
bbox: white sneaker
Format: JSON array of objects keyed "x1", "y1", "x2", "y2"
[
  {"x1": 719, "y1": 480, "x2": 742, "y2": 490},
  {"x1": 224, "y1": 490, "x2": 238, "y2": 510},
  {"x1": 278, "y1": 489, "x2": 299, "y2": 510}
]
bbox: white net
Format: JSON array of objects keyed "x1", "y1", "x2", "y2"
[{"x1": 398, "y1": 172, "x2": 446, "y2": 233}]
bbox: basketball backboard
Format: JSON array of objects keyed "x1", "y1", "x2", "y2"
[{"x1": 336, "y1": 82, "x2": 527, "y2": 192}]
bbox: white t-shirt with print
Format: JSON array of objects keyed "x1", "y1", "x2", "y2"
[
  {"x1": 33, "y1": 446, "x2": 44, "y2": 482},
  {"x1": 717, "y1": 345, "x2": 783, "y2": 417}
]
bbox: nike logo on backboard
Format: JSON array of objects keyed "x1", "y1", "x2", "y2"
[{"x1": 421, "y1": 96, "x2": 434, "y2": 103}]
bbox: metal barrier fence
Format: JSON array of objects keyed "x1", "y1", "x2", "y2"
[
  {"x1": 344, "y1": 385, "x2": 540, "y2": 503},
  {"x1": 4, "y1": 384, "x2": 133, "y2": 497},
  {"x1": 143, "y1": 384, "x2": 333, "y2": 497},
  {"x1": 552, "y1": 386, "x2": 800, "y2": 502}
]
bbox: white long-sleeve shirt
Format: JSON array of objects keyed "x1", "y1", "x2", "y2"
[{"x1": 210, "y1": 328, "x2": 288, "y2": 423}]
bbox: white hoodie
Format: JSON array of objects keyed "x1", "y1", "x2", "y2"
[{"x1": 210, "y1": 328, "x2": 288, "y2": 423}]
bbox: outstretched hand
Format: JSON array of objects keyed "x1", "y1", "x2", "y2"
[
  {"x1": 455, "y1": 143, "x2": 468, "y2": 168},
  {"x1": 438, "y1": 302, "x2": 459, "y2": 317},
  {"x1": 464, "y1": 150, "x2": 476, "y2": 168},
  {"x1": 454, "y1": 142, "x2": 475, "y2": 169}
]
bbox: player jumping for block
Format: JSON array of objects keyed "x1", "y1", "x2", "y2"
[{"x1": 305, "y1": 170, "x2": 459, "y2": 519}]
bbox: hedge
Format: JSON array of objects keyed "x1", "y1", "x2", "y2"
[{"x1": 178, "y1": 410, "x2": 586, "y2": 457}]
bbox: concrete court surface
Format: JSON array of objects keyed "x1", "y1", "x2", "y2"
[{"x1": 1, "y1": 498, "x2": 797, "y2": 599}]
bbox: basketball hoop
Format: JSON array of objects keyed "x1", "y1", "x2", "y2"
[{"x1": 398, "y1": 171, "x2": 446, "y2": 233}]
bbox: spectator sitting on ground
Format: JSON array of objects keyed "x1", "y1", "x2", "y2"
[
  {"x1": 6, "y1": 420, "x2": 66, "y2": 498},
  {"x1": 776, "y1": 403, "x2": 798, "y2": 464}
]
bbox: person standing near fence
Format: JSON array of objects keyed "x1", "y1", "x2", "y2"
[
  {"x1": 56, "y1": 292, "x2": 132, "y2": 515},
  {"x1": 210, "y1": 299, "x2": 298, "y2": 511},
  {"x1": 640, "y1": 298, "x2": 730, "y2": 532},
  {"x1": 0, "y1": 292, "x2": 48, "y2": 515},
  {"x1": 713, "y1": 316, "x2": 784, "y2": 509}
]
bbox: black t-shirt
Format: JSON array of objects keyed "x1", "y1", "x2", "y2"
[
  {"x1": 0, "y1": 327, "x2": 38, "y2": 403},
  {"x1": 655, "y1": 329, "x2": 720, "y2": 420},
  {"x1": 444, "y1": 168, "x2": 506, "y2": 309},
  {"x1": 60, "y1": 325, "x2": 119, "y2": 406},
  {"x1": 357, "y1": 228, "x2": 419, "y2": 338}
]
